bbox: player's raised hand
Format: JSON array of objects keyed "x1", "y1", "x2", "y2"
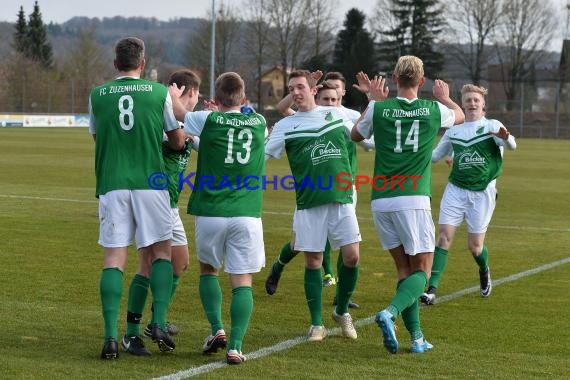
[
  {"x1": 203, "y1": 99, "x2": 219, "y2": 112},
  {"x1": 369, "y1": 75, "x2": 389, "y2": 101},
  {"x1": 310, "y1": 70, "x2": 323, "y2": 84},
  {"x1": 432, "y1": 79, "x2": 450, "y2": 101},
  {"x1": 353, "y1": 71, "x2": 371, "y2": 94},
  {"x1": 169, "y1": 83, "x2": 184, "y2": 98},
  {"x1": 491, "y1": 125, "x2": 511, "y2": 140}
]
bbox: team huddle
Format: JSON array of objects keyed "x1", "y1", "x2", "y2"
[{"x1": 89, "y1": 37, "x2": 516, "y2": 363}]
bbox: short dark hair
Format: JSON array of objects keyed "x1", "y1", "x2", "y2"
[
  {"x1": 168, "y1": 69, "x2": 201, "y2": 96},
  {"x1": 114, "y1": 37, "x2": 145, "y2": 71},
  {"x1": 323, "y1": 71, "x2": 346, "y2": 84},
  {"x1": 288, "y1": 70, "x2": 317, "y2": 88},
  {"x1": 215, "y1": 72, "x2": 245, "y2": 107}
]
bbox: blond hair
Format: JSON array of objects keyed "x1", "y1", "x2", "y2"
[
  {"x1": 461, "y1": 84, "x2": 488, "y2": 97},
  {"x1": 393, "y1": 55, "x2": 424, "y2": 88}
]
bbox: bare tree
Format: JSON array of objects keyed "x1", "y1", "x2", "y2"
[
  {"x1": 184, "y1": 0, "x2": 241, "y2": 91},
  {"x1": 372, "y1": 0, "x2": 400, "y2": 36},
  {"x1": 63, "y1": 27, "x2": 112, "y2": 112},
  {"x1": 306, "y1": 0, "x2": 339, "y2": 56},
  {"x1": 265, "y1": 0, "x2": 311, "y2": 92},
  {"x1": 142, "y1": 36, "x2": 168, "y2": 81},
  {"x1": 494, "y1": 0, "x2": 558, "y2": 110},
  {"x1": 447, "y1": 0, "x2": 503, "y2": 85},
  {"x1": 242, "y1": 0, "x2": 273, "y2": 111}
]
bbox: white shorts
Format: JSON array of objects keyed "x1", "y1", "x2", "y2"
[
  {"x1": 195, "y1": 216, "x2": 265, "y2": 274},
  {"x1": 171, "y1": 208, "x2": 188, "y2": 246},
  {"x1": 293, "y1": 203, "x2": 361, "y2": 252},
  {"x1": 98, "y1": 189, "x2": 172, "y2": 249},
  {"x1": 373, "y1": 209, "x2": 435, "y2": 255},
  {"x1": 352, "y1": 186, "x2": 358, "y2": 209},
  {"x1": 438, "y1": 182, "x2": 497, "y2": 234}
]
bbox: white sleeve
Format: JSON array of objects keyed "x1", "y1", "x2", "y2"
[
  {"x1": 355, "y1": 101, "x2": 375, "y2": 139},
  {"x1": 265, "y1": 121, "x2": 287, "y2": 159},
  {"x1": 490, "y1": 120, "x2": 517, "y2": 151},
  {"x1": 493, "y1": 134, "x2": 517, "y2": 151},
  {"x1": 163, "y1": 92, "x2": 180, "y2": 132},
  {"x1": 432, "y1": 130, "x2": 453, "y2": 162},
  {"x1": 437, "y1": 102, "x2": 455, "y2": 129},
  {"x1": 182, "y1": 110, "x2": 210, "y2": 136},
  {"x1": 358, "y1": 135, "x2": 375, "y2": 151},
  {"x1": 88, "y1": 97, "x2": 96, "y2": 135},
  {"x1": 191, "y1": 135, "x2": 200, "y2": 151}
]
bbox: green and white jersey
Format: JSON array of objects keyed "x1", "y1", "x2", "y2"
[
  {"x1": 183, "y1": 110, "x2": 266, "y2": 217},
  {"x1": 266, "y1": 106, "x2": 353, "y2": 209},
  {"x1": 432, "y1": 117, "x2": 511, "y2": 191},
  {"x1": 89, "y1": 76, "x2": 179, "y2": 196},
  {"x1": 357, "y1": 98, "x2": 455, "y2": 201},
  {"x1": 162, "y1": 134, "x2": 192, "y2": 208}
]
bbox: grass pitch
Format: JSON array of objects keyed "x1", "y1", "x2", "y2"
[{"x1": 1, "y1": 128, "x2": 569, "y2": 379}]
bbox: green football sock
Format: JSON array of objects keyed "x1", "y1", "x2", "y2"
[
  {"x1": 126, "y1": 273, "x2": 150, "y2": 336},
  {"x1": 428, "y1": 247, "x2": 448, "y2": 289},
  {"x1": 335, "y1": 262, "x2": 359, "y2": 315},
  {"x1": 401, "y1": 298, "x2": 423, "y2": 341},
  {"x1": 199, "y1": 274, "x2": 224, "y2": 334},
  {"x1": 229, "y1": 286, "x2": 253, "y2": 352},
  {"x1": 150, "y1": 274, "x2": 180, "y2": 325},
  {"x1": 149, "y1": 259, "x2": 173, "y2": 330},
  {"x1": 100, "y1": 267, "x2": 123, "y2": 340},
  {"x1": 473, "y1": 245, "x2": 489, "y2": 273},
  {"x1": 304, "y1": 267, "x2": 323, "y2": 326},
  {"x1": 321, "y1": 241, "x2": 335, "y2": 277},
  {"x1": 387, "y1": 271, "x2": 427, "y2": 319},
  {"x1": 274, "y1": 242, "x2": 299, "y2": 274}
]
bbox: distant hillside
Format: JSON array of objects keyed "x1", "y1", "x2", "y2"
[{"x1": 0, "y1": 16, "x2": 204, "y2": 65}]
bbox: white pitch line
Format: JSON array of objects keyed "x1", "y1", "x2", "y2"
[
  {"x1": 153, "y1": 256, "x2": 570, "y2": 380},
  {"x1": 0, "y1": 194, "x2": 97, "y2": 203}
]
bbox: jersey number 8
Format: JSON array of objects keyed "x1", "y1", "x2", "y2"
[{"x1": 118, "y1": 95, "x2": 134, "y2": 131}]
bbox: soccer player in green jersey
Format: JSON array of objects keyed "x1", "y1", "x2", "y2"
[
  {"x1": 121, "y1": 69, "x2": 201, "y2": 356},
  {"x1": 420, "y1": 84, "x2": 517, "y2": 305},
  {"x1": 268, "y1": 76, "x2": 370, "y2": 309},
  {"x1": 169, "y1": 72, "x2": 267, "y2": 365},
  {"x1": 89, "y1": 37, "x2": 185, "y2": 359},
  {"x1": 352, "y1": 55, "x2": 464, "y2": 354},
  {"x1": 265, "y1": 70, "x2": 361, "y2": 342}
]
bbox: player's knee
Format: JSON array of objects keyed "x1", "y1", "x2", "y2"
[
  {"x1": 468, "y1": 242, "x2": 483, "y2": 256},
  {"x1": 341, "y1": 252, "x2": 359, "y2": 267},
  {"x1": 437, "y1": 234, "x2": 452, "y2": 248}
]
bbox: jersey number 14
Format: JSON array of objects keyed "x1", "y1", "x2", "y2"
[{"x1": 394, "y1": 120, "x2": 419, "y2": 153}]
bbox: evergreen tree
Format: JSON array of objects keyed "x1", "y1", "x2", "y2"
[
  {"x1": 332, "y1": 9, "x2": 376, "y2": 109},
  {"x1": 301, "y1": 54, "x2": 331, "y2": 72},
  {"x1": 13, "y1": 6, "x2": 28, "y2": 54},
  {"x1": 379, "y1": 0, "x2": 445, "y2": 78},
  {"x1": 27, "y1": 1, "x2": 53, "y2": 68}
]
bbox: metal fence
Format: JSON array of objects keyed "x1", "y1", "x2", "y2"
[
  {"x1": 1, "y1": 77, "x2": 569, "y2": 138},
  {"x1": 449, "y1": 80, "x2": 570, "y2": 139}
]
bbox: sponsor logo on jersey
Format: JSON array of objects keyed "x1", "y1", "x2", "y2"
[
  {"x1": 311, "y1": 141, "x2": 341, "y2": 165},
  {"x1": 458, "y1": 149, "x2": 485, "y2": 168}
]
